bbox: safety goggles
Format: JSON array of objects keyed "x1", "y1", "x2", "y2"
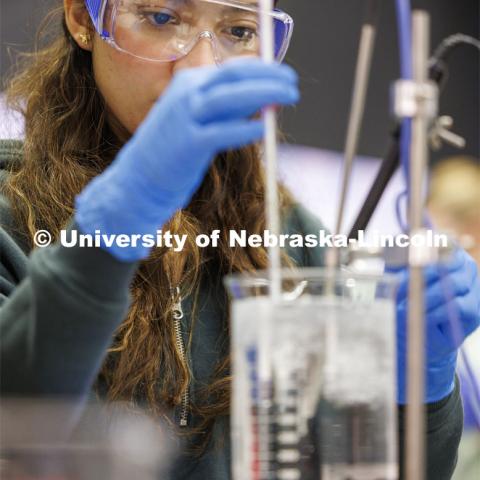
[{"x1": 85, "y1": 0, "x2": 294, "y2": 64}]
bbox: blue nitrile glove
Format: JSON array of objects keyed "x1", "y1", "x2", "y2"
[
  {"x1": 391, "y1": 249, "x2": 480, "y2": 404},
  {"x1": 74, "y1": 58, "x2": 299, "y2": 262}
]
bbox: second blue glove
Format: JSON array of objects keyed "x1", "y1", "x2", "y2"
[{"x1": 393, "y1": 249, "x2": 480, "y2": 404}]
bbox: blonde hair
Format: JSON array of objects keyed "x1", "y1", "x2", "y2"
[{"x1": 428, "y1": 156, "x2": 480, "y2": 225}]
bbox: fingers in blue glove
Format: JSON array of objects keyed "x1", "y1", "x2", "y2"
[
  {"x1": 426, "y1": 285, "x2": 480, "y2": 344},
  {"x1": 395, "y1": 249, "x2": 480, "y2": 355},
  {"x1": 203, "y1": 119, "x2": 265, "y2": 152},
  {"x1": 397, "y1": 255, "x2": 477, "y2": 312},
  {"x1": 191, "y1": 80, "x2": 299, "y2": 124},
  {"x1": 394, "y1": 248, "x2": 467, "y2": 303}
]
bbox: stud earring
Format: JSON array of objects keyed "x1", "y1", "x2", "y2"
[{"x1": 79, "y1": 33, "x2": 91, "y2": 46}]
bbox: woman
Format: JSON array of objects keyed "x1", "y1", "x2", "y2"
[{"x1": 0, "y1": 1, "x2": 478, "y2": 479}]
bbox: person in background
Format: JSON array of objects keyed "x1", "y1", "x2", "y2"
[
  {"x1": 428, "y1": 157, "x2": 480, "y2": 266},
  {"x1": 428, "y1": 156, "x2": 480, "y2": 480}
]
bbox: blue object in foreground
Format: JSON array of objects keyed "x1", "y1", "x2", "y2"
[
  {"x1": 74, "y1": 59, "x2": 299, "y2": 262},
  {"x1": 390, "y1": 249, "x2": 480, "y2": 404}
]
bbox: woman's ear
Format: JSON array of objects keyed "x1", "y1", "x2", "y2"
[{"x1": 64, "y1": 0, "x2": 93, "y2": 51}]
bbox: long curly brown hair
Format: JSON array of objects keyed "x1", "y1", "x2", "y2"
[{"x1": 1, "y1": 0, "x2": 295, "y2": 449}]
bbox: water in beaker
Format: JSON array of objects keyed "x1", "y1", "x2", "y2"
[{"x1": 225, "y1": 268, "x2": 398, "y2": 480}]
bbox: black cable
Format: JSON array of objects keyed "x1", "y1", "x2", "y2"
[{"x1": 348, "y1": 126, "x2": 400, "y2": 240}]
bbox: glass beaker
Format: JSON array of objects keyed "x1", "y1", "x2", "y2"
[{"x1": 225, "y1": 267, "x2": 399, "y2": 480}]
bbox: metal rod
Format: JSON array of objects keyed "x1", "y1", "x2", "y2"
[
  {"x1": 405, "y1": 11, "x2": 430, "y2": 480},
  {"x1": 334, "y1": 0, "x2": 380, "y2": 236},
  {"x1": 327, "y1": 0, "x2": 380, "y2": 271},
  {"x1": 260, "y1": 0, "x2": 281, "y2": 301},
  {"x1": 258, "y1": 2, "x2": 278, "y2": 478}
]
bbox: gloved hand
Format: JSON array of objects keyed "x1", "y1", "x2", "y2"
[
  {"x1": 74, "y1": 58, "x2": 299, "y2": 262},
  {"x1": 391, "y1": 249, "x2": 480, "y2": 404}
]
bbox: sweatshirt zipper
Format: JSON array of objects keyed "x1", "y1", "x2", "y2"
[{"x1": 171, "y1": 286, "x2": 189, "y2": 427}]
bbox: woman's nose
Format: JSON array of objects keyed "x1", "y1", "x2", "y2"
[{"x1": 173, "y1": 33, "x2": 220, "y2": 71}]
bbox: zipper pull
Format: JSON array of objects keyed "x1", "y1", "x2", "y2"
[
  {"x1": 171, "y1": 286, "x2": 184, "y2": 320},
  {"x1": 179, "y1": 412, "x2": 188, "y2": 427}
]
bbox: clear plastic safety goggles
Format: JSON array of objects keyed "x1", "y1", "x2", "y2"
[{"x1": 85, "y1": 0, "x2": 294, "y2": 63}]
